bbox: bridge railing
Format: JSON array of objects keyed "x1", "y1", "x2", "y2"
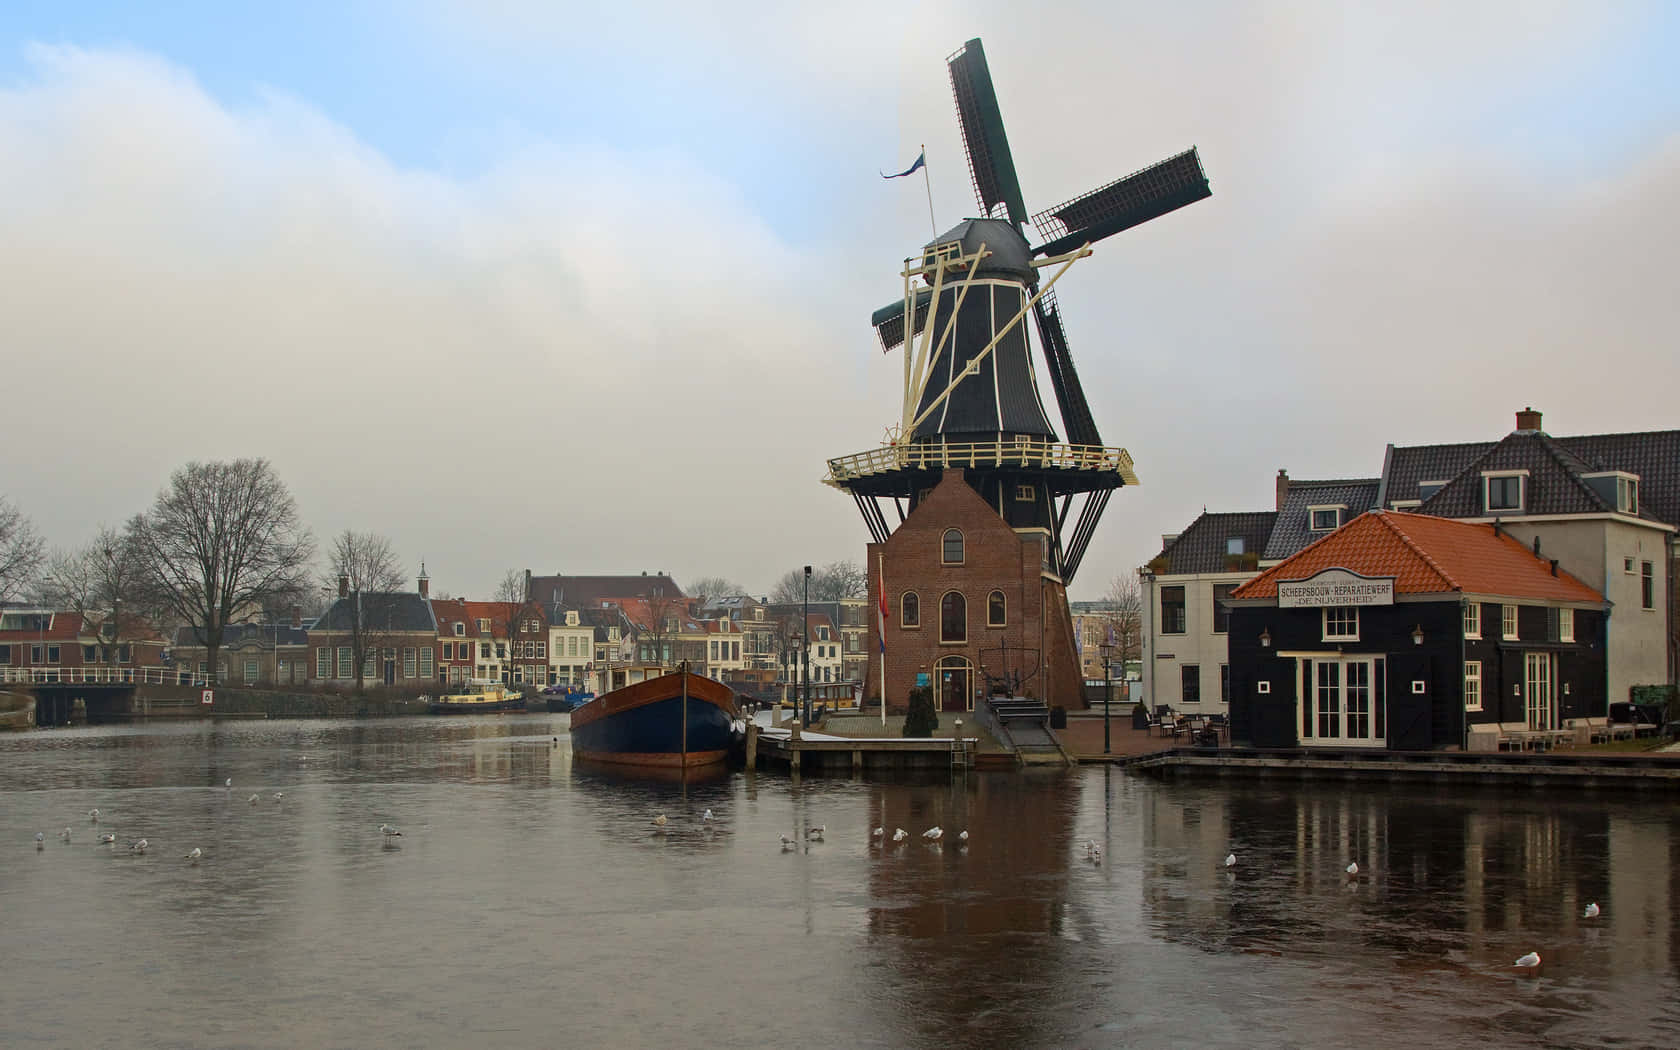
[{"x1": 0, "y1": 666, "x2": 210, "y2": 687}]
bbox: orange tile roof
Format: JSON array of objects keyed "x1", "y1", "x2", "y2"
[{"x1": 1232, "y1": 512, "x2": 1603, "y2": 604}]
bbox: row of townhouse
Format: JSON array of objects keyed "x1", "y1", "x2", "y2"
[
  {"x1": 166, "y1": 570, "x2": 875, "y2": 695},
  {"x1": 0, "y1": 605, "x2": 169, "y2": 682},
  {"x1": 1140, "y1": 408, "x2": 1677, "y2": 750}
]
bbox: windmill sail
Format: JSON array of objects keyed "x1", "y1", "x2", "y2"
[
  {"x1": 947, "y1": 39, "x2": 1028, "y2": 225},
  {"x1": 1031, "y1": 290, "x2": 1101, "y2": 448},
  {"x1": 1031, "y1": 148, "x2": 1210, "y2": 257}
]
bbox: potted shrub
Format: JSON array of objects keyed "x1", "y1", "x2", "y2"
[{"x1": 1132, "y1": 701, "x2": 1150, "y2": 730}]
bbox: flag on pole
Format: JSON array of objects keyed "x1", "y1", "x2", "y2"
[{"x1": 881, "y1": 150, "x2": 925, "y2": 179}]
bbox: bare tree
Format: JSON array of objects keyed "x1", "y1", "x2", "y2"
[
  {"x1": 1102, "y1": 573, "x2": 1145, "y2": 666},
  {"x1": 129, "y1": 459, "x2": 314, "y2": 687},
  {"x1": 37, "y1": 526, "x2": 155, "y2": 663},
  {"x1": 687, "y1": 575, "x2": 745, "y2": 607},
  {"x1": 492, "y1": 569, "x2": 545, "y2": 687},
  {"x1": 325, "y1": 530, "x2": 408, "y2": 692},
  {"x1": 768, "y1": 561, "x2": 865, "y2": 604},
  {"x1": 637, "y1": 584, "x2": 682, "y2": 668},
  {"x1": 0, "y1": 497, "x2": 45, "y2": 603}
]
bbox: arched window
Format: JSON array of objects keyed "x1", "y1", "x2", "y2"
[
  {"x1": 942, "y1": 529, "x2": 964, "y2": 565},
  {"x1": 987, "y1": 590, "x2": 1006, "y2": 627},
  {"x1": 940, "y1": 591, "x2": 966, "y2": 643},
  {"x1": 900, "y1": 592, "x2": 919, "y2": 628}
]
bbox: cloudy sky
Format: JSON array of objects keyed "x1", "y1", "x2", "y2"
[{"x1": 1, "y1": 1, "x2": 1675, "y2": 601}]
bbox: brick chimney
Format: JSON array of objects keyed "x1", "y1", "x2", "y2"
[
  {"x1": 418, "y1": 562, "x2": 430, "y2": 599},
  {"x1": 1276, "y1": 469, "x2": 1291, "y2": 511},
  {"x1": 1515, "y1": 406, "x2": 1543, "y2": 432},
  {"x1": 337, "y1": 574, "x2": 349, "y2": 599},
  {"x1": 290, "y1": 605, "x2": 301, "y2": 629}
]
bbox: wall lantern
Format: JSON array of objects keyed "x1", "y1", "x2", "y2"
[
  {"x1": 1259, "y1": 627, "x2": 1272, "y2": 648},
  {"x1": 1411, "y1": 624, "x2": 1424, "y2": 646}
]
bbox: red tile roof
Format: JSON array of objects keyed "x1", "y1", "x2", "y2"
[{"x1": 1232, "y1": 512, "x2": 1603, "y2": 603}]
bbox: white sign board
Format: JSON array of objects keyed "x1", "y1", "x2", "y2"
[
  {"x1": 201, "y1": 689, "x2": 215, "y2": 705},
  {"x1": 1277, "y1": 568, "x2": 1394, "y2": 608}
]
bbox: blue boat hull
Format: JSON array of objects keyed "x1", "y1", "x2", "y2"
[{"x1": 569, "y1": 671, "x2": 738, "y2": 769}]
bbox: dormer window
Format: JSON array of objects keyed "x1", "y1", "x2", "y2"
[
  {"x1": 1308, "y1": 506, "x2": 1343, "y2": 532},
  {"x1": 1483, "y1": 471, "x2": 1527, "y2": 513},
  {"x1": 453, "y1": 622, "x2": 465, "y2": 636},
  {"x1": 1417, "y1": 481, "x2": 1447, "y2": 502},
  {"x1": 566, "y1": 611, "x2": 579, "y2": 627},
  {"x1": 1584, "y1": 471, "x2": 1639, "y2": 515}
]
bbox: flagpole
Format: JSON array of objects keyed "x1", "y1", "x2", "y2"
[
  {"x1": 877, "y1": 550, "x2": 889, "y2": 728},
  {"x1": 920, "y1": 144, "x2": 936, "y2": 236}
]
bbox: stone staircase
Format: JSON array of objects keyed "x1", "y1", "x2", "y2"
[{"x1": 986, "y1": 696, "x2": 1070, "y2": 766}]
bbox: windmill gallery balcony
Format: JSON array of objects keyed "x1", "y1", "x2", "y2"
[{"x1": 824, "y1": 437, "x2": 1140, "y2": 491}]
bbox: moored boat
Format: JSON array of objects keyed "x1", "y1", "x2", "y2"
[
  {"x1": 569, "y1": 668, "x2": 738, "y2": 769},
  {"x1": 424, "y1": 679, "x2": 525, "y2": 715},
  {"x1": 0, "y1": 690, "x2": 36, "y2": 731}
]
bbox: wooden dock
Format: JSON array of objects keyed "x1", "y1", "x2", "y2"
[
  {"x1": 747, "y1": 724, "x2": 980, "y2": 774},
  {"x1": 1127, "y1": 746, "x2": 1680, "y2": 788}
]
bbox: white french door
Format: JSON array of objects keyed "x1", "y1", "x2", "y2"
[
  {"x1": 1302, "y1": 656, "x2": 1385, "y2": 747},
  {"x1": 1524, "y1": 652, "x2": 1556, "y2": 730}
]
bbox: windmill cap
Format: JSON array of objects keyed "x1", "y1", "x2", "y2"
[{"x1": 924, "y1": 218, "x2": 1034, "y2": 282}]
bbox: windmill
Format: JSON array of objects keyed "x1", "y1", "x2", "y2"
[{"x1": 828, "y1": 37, "x2": 1211, "y2": 586}]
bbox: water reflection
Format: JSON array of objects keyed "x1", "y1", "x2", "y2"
[{"x1": 2, "y1": 722, "x2": 1678, "y2": 1049}]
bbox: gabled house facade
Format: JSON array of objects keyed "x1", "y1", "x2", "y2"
[
  {"x1": 1226, "y1": 511, "x2": 1608, "y2": 750},
  {"x1": 429, "y1": 598, "x2": 477, "y2": 685},
  {"x1": 309, "y1": 591, "x2": 438, "y2": 688},
  {"x1": 1381, "y1": 409, "x2": 1677, "y2": 699}
]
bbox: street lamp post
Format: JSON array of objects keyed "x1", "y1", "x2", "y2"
[
  {"x1": 802, "y1": 565, "x2": 812, "y2": 727},
  {"x1": 1099, "y1": 641, "x2": 1115, "y2": 755}
]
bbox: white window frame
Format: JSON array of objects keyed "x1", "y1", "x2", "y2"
[
  {"x1": 1323, "y1": 606, "x2": 1359, "y2": 641},
  {"x1": 1501, "y1": 604, "x2": 1518, "y2": 640},
  {"x1": 1307, "y1": 505, "x2": 1344, "y2": 532},
  {"x1": 1464, "y1": 661, "x2": 1482, "y2": 712},
  {"x1": 453, "y1": 622, "x2": 465, "y2": 636},
  {"x1": 1558, "y1": 608, "x2": 1574, "y2": 643},
  {"x1": 317, "y1": 647, "x2": 331, "y2": 678},
  {"x1": 419, "y1": 646, "x2": 434, "y2": 679},
  {"x1": 1482, "y1": 470, "x2": 1528, "y2": 514},
  {"x1": 1463, "y1": 602, "x2": 1480, "y2": 640},
  {"x1": 244, "y1": 658, "x2": 259, "y2": 684}
]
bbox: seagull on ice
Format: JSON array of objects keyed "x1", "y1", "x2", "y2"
[
  {"x1": 130, "y1": 838, "x2": 149, "y2": 854},
  {"x1": 958, "y1": 830, "x2": 969, "y2": 844},
  {"x1": 1583, "y1": 902, "x2": 1600, "y2": 919},
  {"x1": 272, "y1": 792, "x2": 284, "y2": 802},
  {"x1": 98, "y1": 833, "x2": 116, "y2": 845},
  {"x1": 780, "y1": 834, "x2": 797, "y2": 851},
  {"x1": 891, "y1": 828, "x2": 908, "y2": 843},
  {"x1": 247, "y1": 794, "x2": 260, "y2": 804},
  {"x1": 225, "y1": 778, "x2": 233, "y2": 789},
  {"x1": 702, "y1": 809, "x2": 714, "y2": 823},
  {"x1": 922, "y1": 826, "x2": 943, "y2": 843},
  {"x1": 651, "y1": 814, "x2": 669, "y2": 828},
  {"x1": 379, "y1": 824, "x2": 402, "y2": 837},
  {"x1": 1224, "y1": 853, "x2": 1237, "y2": 868},
  {"x1": 1345, "y1": 861, "x2": 1360, "y2": 877},
  {"x1": 35, "y1": 832, "x2": 44, "y2": 850},
  {"x1": 1514, "y1": 951, "x2": 1541, "y2": 969},
  {"x1": 871, "y1": 827, "x2": 885, "y2": 841},
  {"x1": 806, "y1": 825, "x2": 825, "y2": 841},
  {"x1": 88, "y1": 808, "x2": 100, "y2": 823},
  {"x1": 60, "y1": 827, "x2": 72, "y2": 843},
  {"x1": 183, "y1": 847, "x2": 202, "y2": 864}
]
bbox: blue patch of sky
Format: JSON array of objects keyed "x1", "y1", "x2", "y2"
[{"x1": 0, "y1": 1, "x2": 891, "y2": 241}]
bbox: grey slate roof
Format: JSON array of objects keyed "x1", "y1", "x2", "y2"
[
  {"x1": 1381, "y1": 428, "x2": 1680, "y2": 526},
  {"x1": 528, "y1": 574, "x2": 685, "y2": 608},
  {"x1": 174, "y1": 623, "x2": 311, "y2": 648},
  {"x1": 314, "y1": 593, "x2": 437, "y2": 633},
  {"x1": 1152, "y1": 511, "x2": 1278, "y2": 575},
  {"x1": 1263, "y1": 478, "x2": 1381, "y2": 560},
  {"x1": 1378, "y1": 441, "x2": 1492, "y2": 507},
  {"x1": 1559, "y1": 430, "x2": 1680, "y2": 526}
]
